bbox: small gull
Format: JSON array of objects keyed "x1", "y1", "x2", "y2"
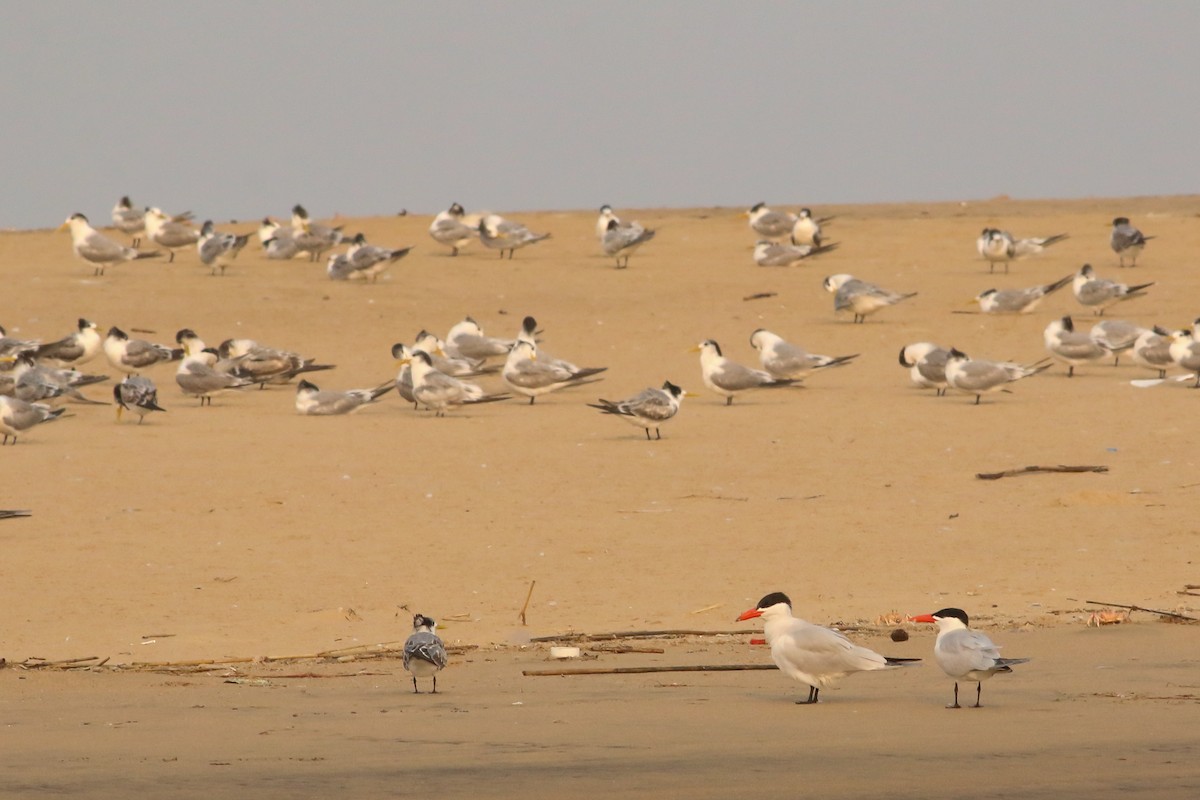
[
  {"x1": 749, "y1": 329, "x2": 858, "y2": 380},
  {"x1": 1110, "y1": 217, "x2": 1153, "y2": 268},
  {"x1": 114, "y1": 375, "x2": 166, "y2": 424},
  {"x1": 912, "y1": 608, "x2": 1029, "y2": 709},
  {"x1": 1044, "y1": 316, "x2": 1110, "y2": 377},
  {"x1": 976, "y1": 228, "x2": 1068, "y2": 274},
  {"x1": 197, "y1": 221, "x2": 251, "y2": 276},
  {"x1": 823, "y1": 273, "x2": 916, "y2": 323},
  {"x1": 294, "y1": 378, "x2": 393, "y2": 415},
  {"x1": 1072, "y1": 263, "x2": 1153, "y2": 316},
  {"x1": 327, "y1": 234, "x2": 412, "y2": 282},
  {"x1": 693, "y1": 339, "x2": 793, "y2": 405},
  {"x1": 943, "y1": 347, "x2": 1049, "y2": 404},
  {"x1": 403, "y1": 614, "x2": 448, "y2": 693},
  {"x1": 973, "y1": 274, "x2": 1072, "y2": 314},
  {"x1": 601, "y1": 218, "x2": 655, "y2": 268},
  {"x1": 588, "y1": 380, "x2": 685, "y2": 440},
  {"x1": 60, "y1": 214, "x2": 161, "y2": 276}
]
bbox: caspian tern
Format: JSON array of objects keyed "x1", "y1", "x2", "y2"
[
  {"x1": 737, "y1": 592, "x2": 920, "y2": 704},
  {"x1": 912, "y1": 607, "x2": 1029, "y2": 708}
]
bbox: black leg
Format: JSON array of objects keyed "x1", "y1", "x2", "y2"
[
  {"x1": 528, "y1": 396, "x2": 535, "y2": 405},
  {"x1": 948, "y1": 682, "x2": 961, "y2": 709},
  {"x1": 973, "y1": 682, "x2": 982, "y2": 708},
  {"x1": 654, "y1": 428, "x2": 661, "y2": 440},
  {"x1": 725, "y1": 397, "x2": 732, "y2": 406},
  {"x1": 411, "y1": 676, "x2": 419, "y2": 693},
  {"x1": 644, "y1": 428, "x2": 651, "y2": 441},
  {"x1": 1068, "y1": 366, "x2": 1074, "y2": 377},
  {"x1": 795, "y1": 685, "x2": 819, "y2": 704},
  {"x1": 432, "y1": 676, "x2": 438, "y2": 694}
]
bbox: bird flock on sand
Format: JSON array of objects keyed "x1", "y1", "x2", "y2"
[
  {"x1": 2, "y1": 198, "x2": 1183, "y2": 702},
  {"x1": 2, "y1": 201, "x2": 1185, "y2": 450}
]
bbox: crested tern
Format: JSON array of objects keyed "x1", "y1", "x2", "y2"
[
  {"x1": 753, "y1": 240, "x2": 838, "y2": 267},
  {"x1": 60, "y1": 214, "x2": 161, "y2": 275},
  {"x1": 976, "y1": 228, "x2": 1068, "y2": 274},
  {"x1": 197, "y1": 221, "x2": 251, "y2": 276},
  {"x1": 294, "y1": 378, "x2": 393, "y2": 415},
  {"x1": 588, "y1": 380, "x2": 685, "y2": 440},
  {"x1": 693, "y1": 339, "x2": 793, "y2": 405},
  {"x1": 912, "y1": 608, "x2": 1028, "y2": 708},
  {"x1": 823, "y1": 273, "x2": 917, "y2": 323},
  {"x1": 104, "y1": 327, "x2": 181, "y2": 375},
  {"x1": 1044, "y1": 316, "x2": 1110, "y2": 376},
  {"x1": 749, "y1": 329, "x2": 858, "y2": 380},
  {"x1": 1072, "y1": 264, "x2": 1153, "y2": 316},
  {"x1": 601, "y1": 218, "x2": 655, "y2": 268},
  {"x1": 144, "y1": 208, "x2": 200, "y2": 262},
  {"x1": 1110, "y1": 217, "x2": 1152, "y2": 268},
  {"x1": 944, "y1": 348, "x2": 1049, "y2": 404},
  {"x1": 477, "y1": 214, "x2": 550, "y2": 258},
  {"x1": 502, "y1": 339, "x2": 605, "y2": 404},
  {"x1": 428, "y1": 203, "x2": 478, "y2": 256},
  {"x1": 973, "y1": 274, "x2": 1072, "y2": 314},
  {"x1": 404, "y1": 350, "x2": 509, "y2": 415}
]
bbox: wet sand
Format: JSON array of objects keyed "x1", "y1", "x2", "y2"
[{"x1": 2, "y1": 197, "x2": 1198, "y2": 796}]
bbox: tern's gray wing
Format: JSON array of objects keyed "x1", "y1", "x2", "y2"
[
  {"x1": 753, "y1": 212, "x2": 794, "y2": 238},
  {"x1": 505, "y1": 359, "x2": 577, "y2": 389},
  {"x1": 451, "y1": 334, "x2": 511, "y2": 360},
  {"x1": 624, "y1": 390, "x2": 676, "y2": 422},
  {"x1": 1075, "y1": 280, "x2": 1119, "y2": 306},
  {"x1": 309, "y1": 390, "x2": 367, "y2": 414},
  {"x1": 177, "y1": 361, "x2": 245, "y2": 394},
  {"x1": 403, "y1": 631, "x2": 448, "y2": 669},
  {"x1": 952, "y1": 361, "x2": 1014, "y2": 392},
  {"x1": 764, "y1": 341, "x2": 816, "y2": 376},
  {"x1": 1111, "y1": 224, "x2": 1143, "y2": 251},
  {"x1": 916, "y1": 350, "x2": 949, "y2": 383},
  {"x1": 1055, "y1": 331, "x2": 1108, "y2": 360},
  {"x1": 77, "y1": 233, "x2": 132, "y2": 263},
  {"x1": 155, "y1": 222, "x2": 199, "y2": 248},
  {"x1": 1, "y1": 398, "x2": 62, "y2": 432},
  {"x1": 603, "y1": 225, "x2": 655, "y2": 255},
  {"x1": 711, "y1": 361, "x2": 777, "y2": 391},
  {"x1": 1092, "y1": 320, "x2": 1143, "y2": 351},
  {"x1": 121, "y1": 340, "x2": 173, "y2": 369},
  {"x1": 990, "y1": 288, "x2": 1040, "y2": 313},
  {"x1": 756, "y1": 243, "x2": 799, "y2": 266},
  {"x1": 430, "y1": 218, "x2": 477, "y2": 246},
  {"x1": 834, "y1": 279, "x2": 881, "y2": 310},
  {"x1": 327, "y1": 254, "x2": 361, "y2": 280}
]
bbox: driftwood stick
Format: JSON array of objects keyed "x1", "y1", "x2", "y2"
[
  {"x1": 20, "y1": 656, "x2": 101, "y2": 668},
  {"x1": 524, "y1": 663, "x2": 778, "y2": 677},
  {"x1": 977, "y1": 464, "x2": 1108, "y2": 480},
  {"x1": 1084, "y1": 599, "x2": 1197, "y2": 622},
  {"x1": 519, "y1": 580, "x2": 536, "y2": 626},
  {"x1": 530, "y1": 629, "x2": 760, "y2": 643},
  {"x1": 588, "y1": 645, "x2": 666, "y2": 655}
]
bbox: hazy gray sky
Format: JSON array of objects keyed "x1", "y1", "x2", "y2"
[{"x1": 4, "y1": 3, "x2": 1198, "y2": 229}]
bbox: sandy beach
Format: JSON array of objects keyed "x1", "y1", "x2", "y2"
[{"x1": 2, "y1": 197, "x2": 1197, "y2": 797}]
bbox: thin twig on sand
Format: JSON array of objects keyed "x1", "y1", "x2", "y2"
[
  {"x1": 530, "y1": 629, "x2": 758, "y2": 643},
  {"x1": 976, "y1": 465, "x2": 1108, "y2": 480},
  {"x1": 524, "y1": 663, "x2": 778, "y2": 677},
  {"x1": 1085, "y1": 599, "x2": 1196, "y2": 622}
]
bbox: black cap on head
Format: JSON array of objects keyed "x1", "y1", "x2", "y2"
[
  {"x1": 413, "y1": 613, "x2": 436, "y2": 629},
  {"x1": 947, "y1": 347, "x2": 967, "y2": 359},
  {"x1": 932, "y1": 607, "x2": 969, "y2": 625},
  {"x1": 522, "y1": 316, "x2": 537, "y2": 334},
  {"x1": 703, "y1": 339, "x2": 722, "y2": 357},
  {"x1": 756, "y1": 592, "x2": 791, "y2": 610},
  {"x1": 662, "y1": 380, "x2": 682, "y2": 397},
  {"x1": 414, "y1": 350, "x2": 433, "y2": 366},
  {"x1": 1061, "y1": 316, "x2": 1074, "y2": 332},
  {"x1": 1112, "y1": 217, "x2": 1129, "y2": 226},
  {"x1": 292, "y1": 204, "x2": 308, "y2": 218},
  {"x1": 119, "y1": 196, "x2": 132, "y2": 208},
  {"x1": 175, "y1": 328, "x2": 196, "y2": 343},
  {"x1": 390, "y1": 342, "x2": 406, "y2": 359},
  {"x1": 750, "y1": 202, "x2": 765, "y2": 212},
  {"x1": 297, "y1": 379, "x2": 318, "y2": 392},
  {"x1": 107, "y1": 326, "x2": 127, "y2": 340}
]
